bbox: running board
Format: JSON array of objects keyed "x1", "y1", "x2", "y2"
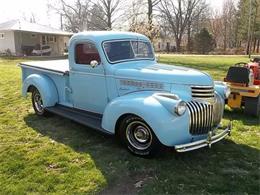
[{"x1": 46, "y1": 105, "x2": 112, "y2": 135}]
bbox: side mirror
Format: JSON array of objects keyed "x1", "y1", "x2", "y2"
[{"x1": 90, "y1": 60, "x2": 99, "y2": 68}]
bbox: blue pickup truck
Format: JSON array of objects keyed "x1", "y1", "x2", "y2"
[{"x1": 20, "y1": 31, "x2": 231, "y2": 156}]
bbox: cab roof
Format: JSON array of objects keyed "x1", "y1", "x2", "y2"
[{"x1": 69, "y1": 31, "x2": 150, "y2": 45}]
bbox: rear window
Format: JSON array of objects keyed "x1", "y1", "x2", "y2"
[{"x1": 75, "y1": 42, "x2": 101, "y2": 65}]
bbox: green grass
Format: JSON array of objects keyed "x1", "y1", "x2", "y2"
[
  {"x1": 158, "y1": 54, "x2": 251, "y2": 80},
  {"x1": 0, "y1": 55, "x2": 259, "y2": 194}
]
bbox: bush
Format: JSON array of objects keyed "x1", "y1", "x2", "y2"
[
  {"x1": 194, "y1": 28, "x2": 215, "y2": 54},
  {"x1": 5, "y1": 48, "x2": 12, "y2": 57}
]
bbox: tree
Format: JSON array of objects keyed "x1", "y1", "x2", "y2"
[
  {"x1": 127, "y1": 0, "x2": 160, "y2": 41},
  {"x1": 209, "y1": 10, "x2": 223, "y2": 49},
  {"x1": 91, "y1": 0, "x2": 122, "y2": 30},
  {"x1": 88, "y1": 4, "x2": 108, "y2": 30},
  {"x1": 236, "y1": 0, "x2": 260, "y2": 54},
  {"x1": 185, "y1": 0, "x2": 208, "y2": 52},
  {"x1": 221, "y1": 0, "x2": 237, "y2": 50},
  {"x1": 49, "y1": 0, "x2": 91, "y2": 32},
  {"x1": 158, "y1": 0, "x2": 207, "y2": 52},
  {"x1": 194, "y1": 28, "x2": 215, "y2": 53},
  {"x1": 49, "y1": 0, "x2": 122, "y2": 32},
  {"x1": 147, "y1": 0, "x2": 161, "y2": 27}
]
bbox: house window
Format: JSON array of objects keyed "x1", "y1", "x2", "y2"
[
  {"x1": 49, "y1": 36, "x2": 54, "y2": 42},
  {"x1": 0, "y1": 33, "x2": 4, "y2": 39},
  {"x1": 42, "y1": 36, "x2": 46, "y2": 45},
  {"x1": 75, "y1": 42, "x2": 101, "y2": 65},
  {"x1": 47, "y1": 36, "x2": 56, "y2": 43},
  {"x1": 31, "y1": 34, "x2": 36, "y2": 38}
]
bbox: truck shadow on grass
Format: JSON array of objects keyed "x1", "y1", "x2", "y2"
[
  {"x1": 223, "y1": 109, "x2": 260, "y2": 126},
  {"x1": 24, "y1": 113, "x2": 259, "y2": 194}
]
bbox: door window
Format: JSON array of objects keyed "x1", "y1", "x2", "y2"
[{"x1": 75, "y1": 42, "x2": 101, "y2": 65}]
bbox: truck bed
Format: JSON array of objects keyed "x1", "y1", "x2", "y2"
[{"x1": 19, "y1": 59, "x2": 69, "y2": 75}]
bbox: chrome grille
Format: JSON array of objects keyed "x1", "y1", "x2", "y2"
[
  {"x1": 187, "y1": 101, "x2": 214, "y2": 135},
  {"x1": 191, "y1": 86, "x2": 215, "y2": 100}
]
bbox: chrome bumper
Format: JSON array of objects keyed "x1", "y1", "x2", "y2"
[{"x1": 175, "y1": 122, "x2": 232, "y2": 152}]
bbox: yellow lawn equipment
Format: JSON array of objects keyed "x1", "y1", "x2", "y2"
[{"x1": 224, "y1": 58, "x2": 260, "y2": 117}]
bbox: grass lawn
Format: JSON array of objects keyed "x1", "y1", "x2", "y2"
[{"x1": 0, "y1": 55, "x2": 259, "y2": 194}]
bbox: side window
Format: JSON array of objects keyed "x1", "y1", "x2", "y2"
[{"x1": 75, "y1": 42, "x2": 101, "y2": 65}]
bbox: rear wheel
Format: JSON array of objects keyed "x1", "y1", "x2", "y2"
[
  {"x1": 118, "y1": 115, "x2": 162, "y2": 157},
  {"x1": 31, "y1": 88, "x2": 48, "y2": 116},
  {"x1": 244, "y1": 96, "x2": 260, "y2": 117}
]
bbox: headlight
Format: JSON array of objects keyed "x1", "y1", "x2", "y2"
[
  {"x1": 175, "y1": 101, "x2": 187, "y2": 116},
  {"x1": 224, "y1": 86, "x2": 231, "y2": 99}
]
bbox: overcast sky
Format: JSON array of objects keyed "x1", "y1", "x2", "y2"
[{"x1": 0, "y1": 0, "x2": 237, "y2": 30}]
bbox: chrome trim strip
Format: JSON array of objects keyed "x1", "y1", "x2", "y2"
[
  {"x1": 192, "y1": 94, "x2": 215, "y2": 97},
  {"x1": 191, "y1": 89, "x2": 214, "y2": 92},
  {"x1": 191, "y1": 85, "x2": 214, "y2": 88}
]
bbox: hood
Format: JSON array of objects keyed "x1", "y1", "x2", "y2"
[{"x1": 114, "y1": 62, "x2": 213, "y2": 86}]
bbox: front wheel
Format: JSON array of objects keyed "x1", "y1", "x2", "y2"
[
  {"x1": 31, "y1": 88, "x2": 48, "y2": 116},
  {"x1": 118, "y1": 115, "x2": 162, "y2": 157}
]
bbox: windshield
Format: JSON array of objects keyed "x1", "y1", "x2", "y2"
[{"x1": 103, "y1": 40, "x2": 154, "y2": 63}]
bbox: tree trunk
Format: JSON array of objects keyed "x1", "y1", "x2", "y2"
[
  {"x1": 107, "y1": 0, "x2": 112, "y2": 30},
  {"x1": 253, "y1": 38, "x2": 256, "y2": 53},
  {"x1": 257, "y1": 39, "x2": 260, "y2": 53},
  {"x1": 223, "y1": 23, "x2": 227, "y2": 51},
  {"x1": 176, "y1": 38, "x2": 181, "y2": 53},
  {"x1": 147, "y1": 0, "x2": 153, "y2": 40},
  {"x1": 187, "y1": 21, "x2": 192, "y2": 52},
  {"x1": 107, "y1": 13, "x2": 112, "y2": 29},
  {"x1": 148, "y1": 0, "x2": 153, "y2": 25}
]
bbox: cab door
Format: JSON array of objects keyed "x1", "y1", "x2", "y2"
[{"x1": 70, "y1": 41, "x2": 108, "y2": 113}]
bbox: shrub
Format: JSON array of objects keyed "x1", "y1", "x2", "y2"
[{"x1": 194, "y1": 28, "x2": 215, "y2": 54}]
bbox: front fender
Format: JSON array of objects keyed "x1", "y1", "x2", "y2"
[
  {"x1": 22, "y1": 74, "x2": 58, "y2": 107},
  {"x1": 101, "y1": 91, "x2": 190, "y2": 146}
]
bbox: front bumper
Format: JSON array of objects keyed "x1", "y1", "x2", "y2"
[{"x1": 175, "y1": 122, "x2": 232, "y2": 152}]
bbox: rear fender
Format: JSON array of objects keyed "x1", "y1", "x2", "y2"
[{"x1": 22, "y1": 74, "x2": 58, "y2": 107}]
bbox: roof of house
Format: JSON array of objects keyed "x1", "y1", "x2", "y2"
[{"x1": 0, "y1": 20, "x2": 73, "y2": 36}]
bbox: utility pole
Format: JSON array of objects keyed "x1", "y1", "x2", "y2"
[{"x1": 246, "y1": 0, "x2": 252, "y2": 58}]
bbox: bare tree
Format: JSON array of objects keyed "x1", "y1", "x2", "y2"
[
  {"x1": 49, "y1": 0, "x2": 91, "y2": 32},
  {"x1": 209, "y1": 10, "x2": 223, "y2": 48},
  {"x1": 147, "y1": 0, "x2": 161, "y2": 25},
  {"x1": 221, "y1": 0, "x2": 237, "y2": 50},
  {"x1": 127, "y1": 0, "x2": 145, "y2": 27},
  {"x1": 91, "y1": 0, "x2": 122, "y2": 30},
  {"x1": 186, "y1": 1, "x2": 208, "y2": 51},
  {"x1": 158, "y1": 0, "x2": 206, "y2": 52}
]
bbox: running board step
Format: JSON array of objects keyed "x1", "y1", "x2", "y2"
[{"x1": 46, "y1": 105, "x2": 112, "y2": 135}]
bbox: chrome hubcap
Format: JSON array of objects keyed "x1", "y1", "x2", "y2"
[
  {"x1": 134, "y1": 126, "x2": 150, "y2": 143},
  {"x1": 34, "y1": 91, "x2": 43, "y2": 113},
  {"x1": 126, "y1": 121, "x2": 152, "y2": 150}
]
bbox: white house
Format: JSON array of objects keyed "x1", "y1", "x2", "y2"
[
  {"x1": 0, "y1": 20, "x2": 73, "y2": 56},
  {"x1": 154, "y1": 37, "x2": 176, "y2": 53}
]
